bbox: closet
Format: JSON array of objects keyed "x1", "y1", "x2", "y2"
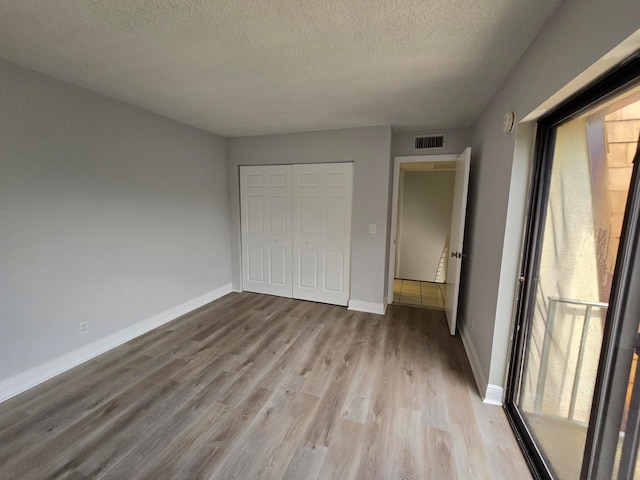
[{"x1": 240, "y1": 163, "x2": 353, "y2": 306}]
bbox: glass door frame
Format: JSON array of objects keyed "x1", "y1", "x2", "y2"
[{"x1": 504, "y1": 53, "x2": 640, "y2": 480}]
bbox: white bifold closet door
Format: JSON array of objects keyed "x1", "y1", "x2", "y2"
[
  {"x1": 240, "y1": 166, "x2": 293, "y2": 297},
  {"x1": 240, "y1": 163, "x2": 353, "y2": 306},
  {"x1": 292, "y1": 163, "x2": 353, "y2": 306}
]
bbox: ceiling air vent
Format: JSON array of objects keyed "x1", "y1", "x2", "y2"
[{"x1": 414, "y1": 134, "x2": 447, "y2": 151}]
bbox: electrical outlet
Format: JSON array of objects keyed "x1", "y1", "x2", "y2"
[{"x1": 79, "y1": 320, "x2": 89, "y2": 335}]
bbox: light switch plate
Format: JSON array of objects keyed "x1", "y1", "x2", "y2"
[{"x1": 369, "y1": 224, "x2": 376, "y2": 234}]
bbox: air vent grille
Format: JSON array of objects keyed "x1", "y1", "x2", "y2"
[{"x1": 414, "y1": 134, "x2": 447, "y2": 150}]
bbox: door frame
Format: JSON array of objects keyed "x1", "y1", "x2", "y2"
[{"x1": 386, "y1": 154, "x2": 458, "y2": 304}]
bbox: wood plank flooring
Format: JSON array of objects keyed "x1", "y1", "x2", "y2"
[{"x1": 0, "y1": 292, "x2": 531, "y2": 479}]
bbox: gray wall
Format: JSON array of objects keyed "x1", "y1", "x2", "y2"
[
  {"x1": 0, "y1": 60, "x2": 232, "y2": 382},
  {"x1": 227, "y1": 126, "x2": 393, "y2": 305},
  {"x1": 392, "y1": 128, "x2": 471, "y2": 157},
  {"x1": 461, "y1": 0, "x2": 640, "y2": 389},
  {"x1": 397, "y1": 171, "x2": 454, "y2": 282}
]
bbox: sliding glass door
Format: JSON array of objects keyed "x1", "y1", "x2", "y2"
[{"x1": 506, "y1": 56, "x2": 640, "y2": 479}]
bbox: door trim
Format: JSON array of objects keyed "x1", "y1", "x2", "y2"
[{"x1": 386, "y1": 154, "x2": 458, "y2": 304}]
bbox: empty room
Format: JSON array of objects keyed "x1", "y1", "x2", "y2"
[{"x1": 1, "y1": 1, "x2": 640, "y2": 479}]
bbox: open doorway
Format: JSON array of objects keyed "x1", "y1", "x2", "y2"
[
  {"x1": 392, "y1": 161, "x2": 456, "y2": 309},
  {"x1": 388, "y1": 149, "x2": 471, "y2": 336}
]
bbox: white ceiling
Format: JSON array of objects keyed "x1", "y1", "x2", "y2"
[{"x1": 0, "y1": 1, "x2": 561, "y2": 137}]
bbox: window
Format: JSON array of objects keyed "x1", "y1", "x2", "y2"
[{"x1": 506, "y1": 54, "x2": 640, "y2": 480}]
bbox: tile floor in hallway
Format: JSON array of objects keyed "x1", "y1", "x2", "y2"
[{"x1": 393, "y1": 279, "x2": 446, "y2": 309}]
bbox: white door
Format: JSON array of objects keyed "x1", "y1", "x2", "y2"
[
  {"x1": 292, "y1": 163, "x2": 353, "y2": 306},
  {"x1": 240, "y1": 165, "x2": 293, "y2": 297},
  {"x1": 444, "y1": 148, "x2": 471, "y2": 335}
]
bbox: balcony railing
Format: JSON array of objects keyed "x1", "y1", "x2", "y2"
[{"x1": 534, "y1": 296, "x2": 608, "y2": 422}]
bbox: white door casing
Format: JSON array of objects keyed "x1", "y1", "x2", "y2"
[
  {"x1": 444, "y1": 147, "x2": 471, "y2": 335},
  {"x1": 240, "y1": 165, "x2": 293, "y2": 297}
]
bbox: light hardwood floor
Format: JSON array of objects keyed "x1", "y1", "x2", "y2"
[{"x1": 0, "y1": 292, "x2": 531, "y2": 479}]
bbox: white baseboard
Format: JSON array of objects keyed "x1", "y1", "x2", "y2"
[
  {"x1": 348, "y1": 299, "x2": 386, "y2": 315},
  {"x1": 459, "y1": 323, "x2": 504, "y2": 406},
  {"x1": 484, "y1": 384, "x2": 505, "y2": 406},
  {"x1": 0, "y1": 283, "x2": 233, "y2": 404}
]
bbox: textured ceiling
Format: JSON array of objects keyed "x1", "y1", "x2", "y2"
[{"x1": 0, "y1": 1, "x2": 561, "y2": 137}]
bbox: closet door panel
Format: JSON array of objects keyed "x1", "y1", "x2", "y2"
[
  {"x1": 298, "y1": 249, "x2": 318, "y2": 289},
  {"x1": 324, "y1": 250, "x2": 344, "y2": 293},
  {"x1": 293, "y1": 163, "x2": 352, "y2": 305},
  {"x1": 240, "y1": 165, "x2": 293, "y2": 297},
  {"x1": 246, "y1": 244, "x2": 264, "y2": 283}
]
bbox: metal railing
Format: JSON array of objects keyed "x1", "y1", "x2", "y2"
[{"x1": 534, "y1": 296, "x2": 608, "y2": 421}]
